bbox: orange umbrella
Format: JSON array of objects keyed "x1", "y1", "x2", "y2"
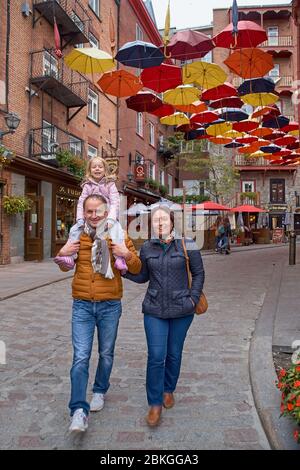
[
  {"x1": 224, "y1": 48, "x2": 273, "y2": 79},
  {"x1": 97, "y1": 69, "x2": 143, "y2": 97},
  {"x1": 175, "y1": 101, "x2": 207, "y2": 114},
  {"x1": 249, "y1": 127, "x2": 273, "y2": 138},
  {"x1": 252, "y1": 105, "x2": 280, "y2": 119},
  {"x1": 209, "y1": 135, "x2": 232, "y2": 145}
]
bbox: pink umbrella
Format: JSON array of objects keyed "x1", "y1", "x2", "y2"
[{"x1": 164, "y1": 29, "x2": 214, "y2": 61}]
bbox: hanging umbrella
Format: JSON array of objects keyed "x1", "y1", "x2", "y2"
[
  {"x1": 272, "y1": 149, "x2": 292, "y2": 157},
  {"x1": 224, "y1": 129, "x2": 244, "y2": 139},
  {"x1": 184, "y1": 201, "x2": 232, "y2": 211},
  {"x1": 175, "y1": 101, "x2": 207, "y2": 114},
  {"x1": 231, "y1": 204, "x2": 266, "y2": 213},
  {"x1": 150, "y1": 104, "x2": 175, "y2": 117},
  {"x1": 274, "y1": 136, "x2": 297, "y2": 147},
  {"x1": 260, "y1": 144, "x2": 281, "y2": 153},
  {"x1": 252, "y1": 104, "x2": 280, "y2": 119},
  {"x1": 185, "y1": 128, "x2": 208, "y2": 140},
  {"x1": 237, "y1": 77, "x2": 275, "y2": 96},
  {"x1": 242, "y1": 92, "x2": 279, "y2": 107},
  {"x1": 262, "y1": 115, "x2": 290, "y2": 129},
  {"x1": 177, "y1": 123, "x2": 196, "y2": 132},
  {"x1": 263, "y1": 131, "x2": 285, "y2": 140},
  {"x1": 249, "y1": 127, "x2": 273, "y2": 138},
  {"x1": 288, "y1": 129, "x2": 300, "y2": 137},
  {"x1": 115, "y1": 40, "x2": 164, "y2": 68},
  {"x1": 126, "y1": 91, "x2": 162, "y2": 113},
  {"x1": 233, "y1": 120, "x2": 258, "y2": 133},
  {"x1": 224, "y1": 48, "x2": 274, "y2": 79},
  {"x1": 281, "y1": 122, "x2": 299, "y2": 133},
  {"x1": 64, "y1": 47, "x2": 115, "y2": 75},
  {"x1": 213, "y1": 21, "x2": 267, "y2": 49},
  {"x1": 286, "y1": 140, "x2": 300, "y2": 150},
  {"x1": 250, "y1": 150, "x2": 269, "y2": 158},
  {"x1": 202, "y1": 82, "x2": 237, "y2": 101},
  {"x1": 209, "y1": 135, "x2": 232, "y2": 145},
  {"x1": 97, "y1": 69, "x2": 142, "y2": 97},
  {"x1": 224, "y1": 141, "x2": 244, "y2": 148},
  {"x1": 206, "y1": 121, "x2": 233, "y2": 137},
  {"x1": 164, "y1": 29, "x2": 214, "y2": 61},
  {"x1": 182, "y1": 61, "x2": 227, "y2": 90},
  {"x1": 160, "y1": 112, "x2": 189, "y2": 126},
  {"x1": 236, "y1": 135, "x2": 258, "y2": 144},
  {"x1": 163, "y1": 85, "x2": 200, "y2": 106},
  {"x1": 140, "y1": 64, "x2": 182, "y2": 93},
  {"x1": 190, "y1": 110, "x2": 218, "y2": 125},
  {"x1": 210, "y1": 96, "x2": 244, "y2": 109},
  {"x1": 218, "y1": 108, "x2": 249, "y2": 122}
]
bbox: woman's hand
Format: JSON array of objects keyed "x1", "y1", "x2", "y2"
[
  {"x1": 58, "y1": 241, "x2": 80, "y2": 257},
  {"x1": 111, "y1": 243, "x2": 132, "y2": 261}
]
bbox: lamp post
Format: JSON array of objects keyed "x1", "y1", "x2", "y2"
[{"x1": 0, "y1": 112, "x2": 21, "y2": 140}]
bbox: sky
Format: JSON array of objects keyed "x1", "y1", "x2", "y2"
[{"x1": 150, "y1": 0, "x2": 292, "y2": 30}]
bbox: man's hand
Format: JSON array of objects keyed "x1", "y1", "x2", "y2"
[
  {"x1": 111, "y1": 243, "x2": 132, "y2": 261},
  {"x1": 58, "y1": 241, "x2": 80, "y2": 257}
]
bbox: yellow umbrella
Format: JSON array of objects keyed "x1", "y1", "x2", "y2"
[
  {"x1": 64, "y1": 47, "x2": 115, "y2": 75},
  {"x1": 250, "y1": 150, "x2": 269, "y2": 158},
  {"x1": 288, "y1": 130, "x2": 300, "y2": 137},
  {"x1": 163, "y1": 85, "x2": 200, "y2": 106},
  {"x1": 224, "y1": 129, "x2": 244, "y2": 139},
  {"x1": 206, "y1": 121, "x2": 232, "y2": 137},
  {"x1": 182, "y1": 61, "x2": 227, "y2": 90},
  {"x1": 160, "y1": 112, "x2": 190, "y2": 126},
  {"x1": 242, "y1": 92, "x2": 279, "y2": 107}
]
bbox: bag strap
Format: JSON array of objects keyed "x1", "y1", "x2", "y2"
[{"x1": 181, "y1": 239, "x2": 192, "y2": 289}]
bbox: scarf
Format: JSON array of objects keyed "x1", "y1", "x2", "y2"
[{"x1": 84, "y1": 221, "x2": 114, "y2": 279}]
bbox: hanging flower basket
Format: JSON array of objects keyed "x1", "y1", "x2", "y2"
[{"x1": 3, "y1": 195, "x2": 32, "y2": 215}]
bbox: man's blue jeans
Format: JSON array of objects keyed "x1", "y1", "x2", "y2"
[
  {"x1": 69, "y1": 299, "x2": 122, "y2": 416},
  {"x1": 144, "y1": 314, "x2": 194, "y2": 406}
]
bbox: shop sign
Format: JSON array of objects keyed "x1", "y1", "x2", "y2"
[
  {"x1": 272, "y1": 227, "x2": 284, "y2": 244},
  {"x1": 134, "y1": 163, "x2": 146, "y2": 181},
  {"x1": 57, "y1": 185, "x2": 81, "y2": 198},
  {"x1": 268, "y1": 205, "x2": 287, "y2": 211}
]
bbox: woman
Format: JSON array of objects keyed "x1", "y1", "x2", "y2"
[{"x1": 125, "y1": 205, "x2": 205, "y2": 427}]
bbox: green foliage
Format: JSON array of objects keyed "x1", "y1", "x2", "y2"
[
  {"x1": 159, "y1": 184, "x2": 168, "y2": 196},
  {"x1": 170, "y1": 194, "x2": 210, "y2": 204},
  {"x1": 240, "y1": 191, "x2": 257, "y2": 201},
  {"x1": 55, "y1": 149, "x2": 74, "y2": 167},
  {"x1": 0, "y1": 144, "x2": 14, "y2": 166},
  {"x1": 3, "y1": 195, "x2": 32, "y2": 215},
  {"x1": 55, "y1": 149, "x2": 86, "y2": 179}
]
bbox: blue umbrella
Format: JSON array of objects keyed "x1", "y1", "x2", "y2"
[
  {"x1": 218, "y1": 108, "x2": 249, "y2": 122},
  {"x1": 262, "y1": 115, "x2": 290, "y2": 129},
  {"x1": 203, "y1": 118, "x2": 225, "y2": 128},
  {"x1": 260, "y1": 144, "x2": 281, "y2": 153},
  {"x1": 115, "y1": 40, "x2": 164, "y2": 69},
  {"x1": 184, "y1": 128, "x2": 207, "y2": 140},
  {"x1": 224, "y1": 141, "x2": 244, "y2": 148},
  {"x1": 237, "y1": 77, "x2": 275, "y2": 96}
]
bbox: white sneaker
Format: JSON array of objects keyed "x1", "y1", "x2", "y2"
[
  {"x1": 69, "y1": 408, "x2": 88, "y2": 433},
  {"x1": 90, "y1": 393, "x2": 105, "y2": 412}
]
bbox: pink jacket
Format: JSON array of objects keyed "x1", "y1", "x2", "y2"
[{"x1": 77, "y1": 178, "x2": 120, "y2": 222}]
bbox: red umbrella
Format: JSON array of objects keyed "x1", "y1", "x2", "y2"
[
  {"x1": 272, "y1": 149, "x2": 292, "y2": 157},
  {"x1": 281, "y1": 122, "x2": 299, "y2": 133},
  {"x1": 233, "y1": 120, "x2": 259, "y2": 133},
  {"x1": 150, "y1": 104, "x2": 175, "y2": 117},
  {"x1": 126, "y1": 91, "x2": 162, "y2": 113},
  {"x1": 184, "y1": 201, "x2": 231, "y2": 211},
  {"x1": 263, "y1": 131, "x2": 285, "y2": 140},
  {"x1": 231, "y1": 204, "x2": 266, "y2": 213},
  {"x1": 213, "y1": 21, "x2": 267, "y2": 49},
  {"x1": 190, "y1": 111, "x2": 218, "y2": 125},
  {"x1": 164, "y1": 29, "x2": 214, "y2": 61},
  {"x1": 140, "y1": 64, "x2": 182, "y2": 93},
  {"x1": 202, "y1": 82, "x2": 237, "y2": 101},
  {"x1": 209, "y1": 96, "x2": 244, "y2": 109},
  {"x1": 236, "y1": 135, "x2": 258, "y2": 144},
  {"x1": 274, "y1": 136, "x2": 297, "y2": 147}
]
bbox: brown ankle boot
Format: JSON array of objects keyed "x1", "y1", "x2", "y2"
[
  {"x1": 163, "y1": 392, "x2": 175, "y2": 409},
  {"x1": 146, "y1": 406, "x2": 162, "y2": 427}
]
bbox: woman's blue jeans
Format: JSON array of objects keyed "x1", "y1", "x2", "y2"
[{"x1": 144, "y1": 314, "x2": 194, "y2": 406}]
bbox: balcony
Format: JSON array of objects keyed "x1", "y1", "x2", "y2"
[
  {"x1": 231, "y1": 75, "x2": 292, "y2": 90},
  {"x1": 30, "y1": 49, "x2": 88, "y2": 113},
  {"x1": 235, "y1": 155, "x2": 298, "y2": 170},
  {"x1": 260, "y1": 36, "x2": 292, "y2": 48},
  {"x1": 29, "y1": 125, "x2": 84, "y2": 161},
  {"x1": 33, "y1": 0, "x2": 90, "y2": 47},
  {"x1": 235, "y1": 191, "x2": 261, "y2": 205}
]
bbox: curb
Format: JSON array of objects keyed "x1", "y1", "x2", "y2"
[
  {"x1": 249, "y1": 261, "x2": 299, "y2": 450},
  {"x1": 0, "y1": 274, "x2": 73, "y2": 301}
]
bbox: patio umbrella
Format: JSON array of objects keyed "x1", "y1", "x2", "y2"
[
  {"x1": 182, "y1": 61, "x2": 227, "y2": 90},
  {"x1": 175, "y1": 101, "x2": 207, "y2": 114},
  {"x1": 160, "y1": 112, "x2": 189, "y2": 126},
  {"x1": 126, "y1": 91, "x2": 162, "y2": 113},
  {"x1": 149, "y1": 104, "x2": 175, "y2": 117},
  {"x1": 190, "y1": 110, "x2": 218, "y2": 125},
  {"x1": 164, "y1": 29, "x2": 214, "y2": 61},
  {"x1": 163, "y1": 85, "x2": 200, "y2": 106},
  {"x1": 260, "y1": 144, "x2": 281, "y2": 153},
  {"x1": 202, "y1": 82, "x2": 237, "y2": 101},
  {"x1": 218, "y1": 108, "x2": 249, "y2": 122},
  {"x1": 237, "y1": 77, "x2": 275, "y2": 96},
  {"x1": 115, "y1": 40, "x2": 164, "y2": 68},
  {"x1": 185, "y1": 202, "x2": 232, "y2": 211},
  {"x1": 274, "y1": 136, "x2": 297, "y2": 147},
  {"x1": 97, "y1": 69, "x2": 142, "y2": 97},
  {"x1": 140, "y1": 64, "x2": 182, "y2": 93},
  {"x1": 231, "y1": 204, "x2": 266, "y2": 213},
  {"x1": 64, "y1": 47, "x2": 115, "y2": 75},
  {"x1": 233, "y1": 120, "x2": 258, "y2": 133},
  {"x1": 224, "y1": 141, "x2": 244, "y2": 148},
  {"x1": 224, "y1": 48, "x2": 274, "y2": 79},
  {"x1": 242, "y1": 92, "x2": 279, "y2": 107},
  {"x1": 252, "y1": 104, "x2": 280, "y2": 119},
  {"x1": 209, "y1": 96, "x2": 244, "y2": 109},
  {"x1": 262, "y1": 115, "x2": 290, "y2": 129},
  {"x1": 206, "y1": 121, "x2": 233, "y2": 137},
  {"x1": 213, "y1": 21, "x2": 267, "y2": 49}
]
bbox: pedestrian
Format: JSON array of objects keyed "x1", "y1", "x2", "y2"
[
  {"x1": 58, "y1": 156, "x2": 128, "y2": 274},
  {"x1": 124, "y1": 204, "x2": 205, "y2": 427},
  {"x1": 213, "y1": 216, "x2": 223, "y2": 252},
  {"x1": 223, "y1": 216, "x2": 232, "y2": 254},
  {"x1": 54, "y1": 194, "x2": 141, "y2": 433}
]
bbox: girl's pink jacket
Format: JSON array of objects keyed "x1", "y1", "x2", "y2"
[{"x1": 76, "y1": 178, "x2": 120, "y2": 222}]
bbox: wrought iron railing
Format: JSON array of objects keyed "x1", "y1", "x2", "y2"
[
  {"x1": 261, "y1": 36, "x2": 293, "y2": 47},
  {"x1": 29, "y1": 125, "x2": 85, "y2": 159}
]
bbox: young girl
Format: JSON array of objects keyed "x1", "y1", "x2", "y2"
[{"x1": 56, "y1": 156, "x2": 127, "y2": 273}]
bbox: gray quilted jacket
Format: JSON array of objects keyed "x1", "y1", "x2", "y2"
[{"x1": 124, "y1": 238, "x2": 205, "y2": 319}]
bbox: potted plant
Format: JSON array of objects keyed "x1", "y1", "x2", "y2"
[
  {"x1": 68, "y1": 155, "x2": 86, "y2": 179},
  {"x1": 55, "y1": 148, "x2": 73, "y2": 171},
  {"x1": 240, "y1": 191, "x2": 257, "y2": 203},
  {"x1": 159, "y1": 184, "x2": 168, "y2": 197},
  {"x1": 0, "y1": 144, "x2": 14, "y2": 167},
  {"x1": 3, "y1": 195, "x2": 32, "y2": 215}
]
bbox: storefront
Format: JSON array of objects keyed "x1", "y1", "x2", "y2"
[{"x1": 267, "y1": 205, "x2": 288, "y2": 230}]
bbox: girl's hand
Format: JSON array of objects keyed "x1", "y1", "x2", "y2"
[{"x1": 111, "y1": 243, "x2": 131, "y2": 261}]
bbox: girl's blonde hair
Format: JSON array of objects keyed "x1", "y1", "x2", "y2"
[{"x1": 85, "y1": 156, "x2": 110, "y2": 180}]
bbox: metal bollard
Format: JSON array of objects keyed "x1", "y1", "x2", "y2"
[{"x1": 289, "y1": 230, "x2": 296, "y2": 265}]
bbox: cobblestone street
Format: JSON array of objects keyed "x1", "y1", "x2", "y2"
[{"x1": 0, "y1": 246, "x2": 294, "y2": 450}]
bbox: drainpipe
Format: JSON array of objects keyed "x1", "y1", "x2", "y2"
[{"x1": 5, "y1": 0, "x2": 10, "y2": 113}]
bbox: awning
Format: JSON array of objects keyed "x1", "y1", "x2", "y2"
[{"x1": 123, "y1": 184, "x2": 160, "y2": 203}]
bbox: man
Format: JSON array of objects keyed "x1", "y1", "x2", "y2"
[{"x1": 55, "y1": 194, "x2": 141, "y2": 432}]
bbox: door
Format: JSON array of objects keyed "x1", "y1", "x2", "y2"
[
  {"x1": 25, "y1": 196, "x2": 44, "y2": 261},
  {"x1": 268, "y1": 26, "x2": 279, "y2": 46},
  {"x1": 294, "y1": 214, "x2": 300, "y2": 233}
]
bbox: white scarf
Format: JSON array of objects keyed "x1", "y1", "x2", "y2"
[{"x1": 84, "y1": 221, "x2": 114, "y2": 279}]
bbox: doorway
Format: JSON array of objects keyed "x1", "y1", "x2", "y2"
[{"x1": 24, "y1": 179, "x2": 44, "y2": 261}]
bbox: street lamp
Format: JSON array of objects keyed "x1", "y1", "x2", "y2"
[
  {"x1": 127, "y1": 170, "x2": 134, "y2": 182},
  {"x1": 0, "y1": 112, "x2": 21, "y2": 140}
]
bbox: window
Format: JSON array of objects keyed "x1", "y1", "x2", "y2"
[
  {"x1": 88, "y1": 89, "x2": 99, "y2": 123},
  {"x1": 268, "y1": 26, "x2": 279, "y2": 46},
  {"x1": 43, "y1": 51, "x2": 58, "y2": 78},
  {"x1": 56, "y1": 195, "x2": 77, "y2": 242},
  {"x1": 242, "y1": 181, "x2": 255, "y2": 193},
  {"x1": 168, "y1": 174, "x2": 173, "y2": 195},
  {"x1": 148, "y1": 161, "x2": 155, "y2": 179},
  {"x1": 89, "y1": 0, "x2": 99, "y2": 16},
  {"x1": 270, "y1": 179, "x2": 285, "y2": 203},
  {"x1": 159, "y1": 169, "x2": 165, "y2": 185},
  {"x1": 136, "y1": 112, "x2": 143, "y2": 136},
  {"x1": 135, "y1": 152, "x2": 144, "y2": 164},
  {"x1": 88, "y1": 145, "x2": 98, "y2": 158},
  {"x1": 71, "y1": 11, "x2": 84, "y2": 32},
  {"x1": 269, "y1": 64, "x2": 280, "y2": 78},
  {"x1": 69, "y1": 136, "x2": 82, "y2": 156},
  {"x1": 149, "y1": 122, "x2": 155, "y2": 146},
  {"x1": 136, "y1": 23, "x2": 143, "y2": 41},
  {"x1": 89, "y1": 32, "x2": 99, "y2": 49},
  {"x1": 41, "y1": 120, "x2": 57, "y2": 159}
]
